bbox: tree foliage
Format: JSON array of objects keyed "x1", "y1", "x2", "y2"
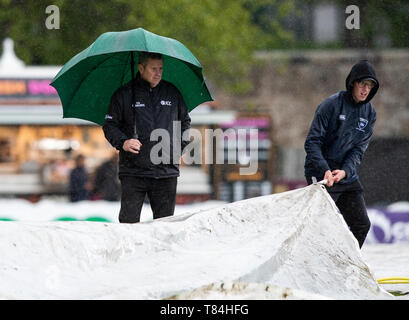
[
  {"x1": 2, "y1": 1, "x2": 406, "y2": 94},
  {"x1": 333, "y1": 0, "x2": 409, "y2": 48},
  {"x1": 0, "y1": 0, "x2": 294, "y2": 94}
]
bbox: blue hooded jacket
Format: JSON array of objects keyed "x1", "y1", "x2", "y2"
[{"x1": 304, "y1": 60, "x2": 379, "y2": 185}]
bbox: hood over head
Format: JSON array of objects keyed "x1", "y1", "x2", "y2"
[{"x1": 345, "y1": 60, "x2": 379, "y2": 104}]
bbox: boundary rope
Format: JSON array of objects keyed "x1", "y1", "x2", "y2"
[{"x1": 377, "y1": 277, "x2": 409, "y2": 284}]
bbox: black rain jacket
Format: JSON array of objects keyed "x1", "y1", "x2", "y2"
[
  {"x1": 103, "y1": 74, "x2": 191, "y2": 179},
  {"x1": 304, "y1": 60, "x2": 379, "y2": 186}
]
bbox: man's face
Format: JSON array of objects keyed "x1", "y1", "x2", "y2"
[
  {"x1": 352, "y1": 80, "x2": 375, "y2": 103},
  {"x1": 138, "y1": 58, "x2": 163, "y2": 88}
]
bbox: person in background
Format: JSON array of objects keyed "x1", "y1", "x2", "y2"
[
  {"x1": 69, "y1": 154, "x2": 89, "y2": 202},
  {"x1": 91, "y1": 153, "x2": 120, "y2": 201},
  {"x1": 304, "y1": 60, "x2": 379, "y2": 248}
]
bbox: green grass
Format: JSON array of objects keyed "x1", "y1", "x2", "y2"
[{"x1": 388, "y1": 290, "x2": 409, "y2": 296}]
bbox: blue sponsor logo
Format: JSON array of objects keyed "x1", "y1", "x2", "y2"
[{"x1": 356, "y1": 117, "x2": 368, "y2": 131}]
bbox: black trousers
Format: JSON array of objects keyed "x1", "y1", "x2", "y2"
[
  {"x1": 307, "y1": 177, "x2": 371, "y2": 248},
  {"x1": 119, "y1": 176, "x2": 177, "y2": 223}
]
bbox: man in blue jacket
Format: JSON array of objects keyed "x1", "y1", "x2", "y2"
[{"x1": 304, "y1": 60, "x2": 379, "y2": 248}]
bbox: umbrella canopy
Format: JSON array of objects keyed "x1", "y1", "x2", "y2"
[{"x1": 50, "y1": 28, "x2": 213, "y2": 125}]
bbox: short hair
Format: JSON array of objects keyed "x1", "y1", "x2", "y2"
[
  {"x1": 75, "y1": 154, "x2": 85, "y2": 165},
  {"x1": 138, "y1": 51, "x2": 163, "y2": 67}
]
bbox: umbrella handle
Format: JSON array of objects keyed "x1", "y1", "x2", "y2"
[{"x1": 131, "y1": 51, "x2": 139, "y2": 139}]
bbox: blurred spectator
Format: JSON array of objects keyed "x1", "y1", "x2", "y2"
[
  {"x1": 42, "y1": 159, "x2": 58, "y2": 185},
  {"x1": 69, "y1": 154, "x2": 89, "y2": 202},
  {"x1": 91, "y1": 154, "x2": 120, "y2": 201}
]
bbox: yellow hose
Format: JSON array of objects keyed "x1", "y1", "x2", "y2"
[{"x1": 377, "y1": 277, "x2": 409, "y2": 284}]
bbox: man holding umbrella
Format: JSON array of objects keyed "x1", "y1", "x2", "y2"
[
  {"x1": 51, "y1": 28, "x2": 212, "y2": 223},
  {"x1": 103, "y1": 52, "x2": 191, "y2": 223}
]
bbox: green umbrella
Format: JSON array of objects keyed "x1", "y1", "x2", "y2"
[{"x1": 50, "y1": 28, "x2": 213, "y2": 127}]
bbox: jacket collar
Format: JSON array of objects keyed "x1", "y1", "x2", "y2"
[{"x1": 135, "y1": 73, "x2": 161, "y2": 91}]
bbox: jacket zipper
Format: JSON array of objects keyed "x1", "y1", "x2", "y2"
[{"x1": 149, "y1": 87, "x2": 159, "y2": 179}]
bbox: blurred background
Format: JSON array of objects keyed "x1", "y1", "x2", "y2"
[{"x1": 0, "y1": 0, "x2": 408, "y2": 242}]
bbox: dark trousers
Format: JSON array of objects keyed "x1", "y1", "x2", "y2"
[
  {"x1": 329, "y1": 191, "x2": 371, "y2": 248},
  {"x1": 119, "y1": 176, "x2": 177, "y2": 223},
  {"x1": 307, "y1": 177, "x2": 371, "y2": 248}
]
